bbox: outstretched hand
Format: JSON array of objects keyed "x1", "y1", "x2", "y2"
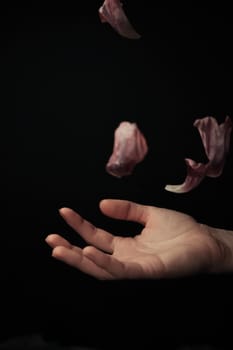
[{"x1": 45, "y1": 199, "x2": 229, "y2": 279}]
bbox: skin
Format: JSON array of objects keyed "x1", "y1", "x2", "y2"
[{"x1": 45, "y1": 199, "x2": 233, "y2": 280}]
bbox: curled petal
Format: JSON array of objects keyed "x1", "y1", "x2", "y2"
[
  {"x1": 165, "y1": 116, "x2": 232, "y2": 193},
  {"x1": 99, "y1": 0, "x2": 141, "y2": 39},
  {"x1": 106, "y1": 121, "x2": 148, "y2": 178},
  {"x1": 165, "y1": 159, "x2": 208, "y2": 194}
]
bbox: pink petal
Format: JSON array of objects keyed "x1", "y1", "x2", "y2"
[
  {"x1": 99, "y1": 0, "x2": 141, "y2": 39},
  {"x1": 106, "y1": 121, "x2": 148, "y2": 177},
  {"x1": 165, "y1": 159, "x2": 208, "y2": 194},
  {"x1": 165, "y1": 116, "x2": 232, "y2": 193},
  {"x1": 194, "y1": 116, "x2": 232, "y2": 177}
]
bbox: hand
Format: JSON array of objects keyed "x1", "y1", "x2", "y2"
[{"x1": 45, "y1": 199, "x2": 232, "y2": 279}]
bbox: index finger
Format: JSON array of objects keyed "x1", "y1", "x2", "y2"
[{"x1": 59, "y1": 208, "x2": 114, "y2": 254}]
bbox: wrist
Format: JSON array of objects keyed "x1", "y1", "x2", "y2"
[{"x1": 207, "y1": 226, "x2": 233, "y2": 273}]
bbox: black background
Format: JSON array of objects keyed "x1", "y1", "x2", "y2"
[{"x1": 3, "y1": 1, "x2": 233, "y2": 348}]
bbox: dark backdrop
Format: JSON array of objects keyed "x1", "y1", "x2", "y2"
[{"x1": 3, "y1": 1, "x2": 233, "y2": 348}]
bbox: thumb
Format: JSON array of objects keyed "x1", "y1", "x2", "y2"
[{"x1": 99, "y1": 199, "x2": 149, "y2": 225}]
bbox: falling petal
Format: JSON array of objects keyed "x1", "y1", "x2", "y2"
[
  {"x1": 165, "y1": 159, "x2": 208, "y2": 193},
  {"x1": 99, "y1": 0, "x2": 141, "y2": 39},
  {"x1": 194, "y1": 116, "x2": 232, "y2": 177},
  {"x1": 165, "y1": 116, "x2": 232, "y2": 193},
  {"x1": 106, "y1": 121, "x2": 148, "y2": 177}
]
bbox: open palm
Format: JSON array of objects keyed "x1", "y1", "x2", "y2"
[{"x1": 45, "y1": 199, "x2": 224, "y2": 279}]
